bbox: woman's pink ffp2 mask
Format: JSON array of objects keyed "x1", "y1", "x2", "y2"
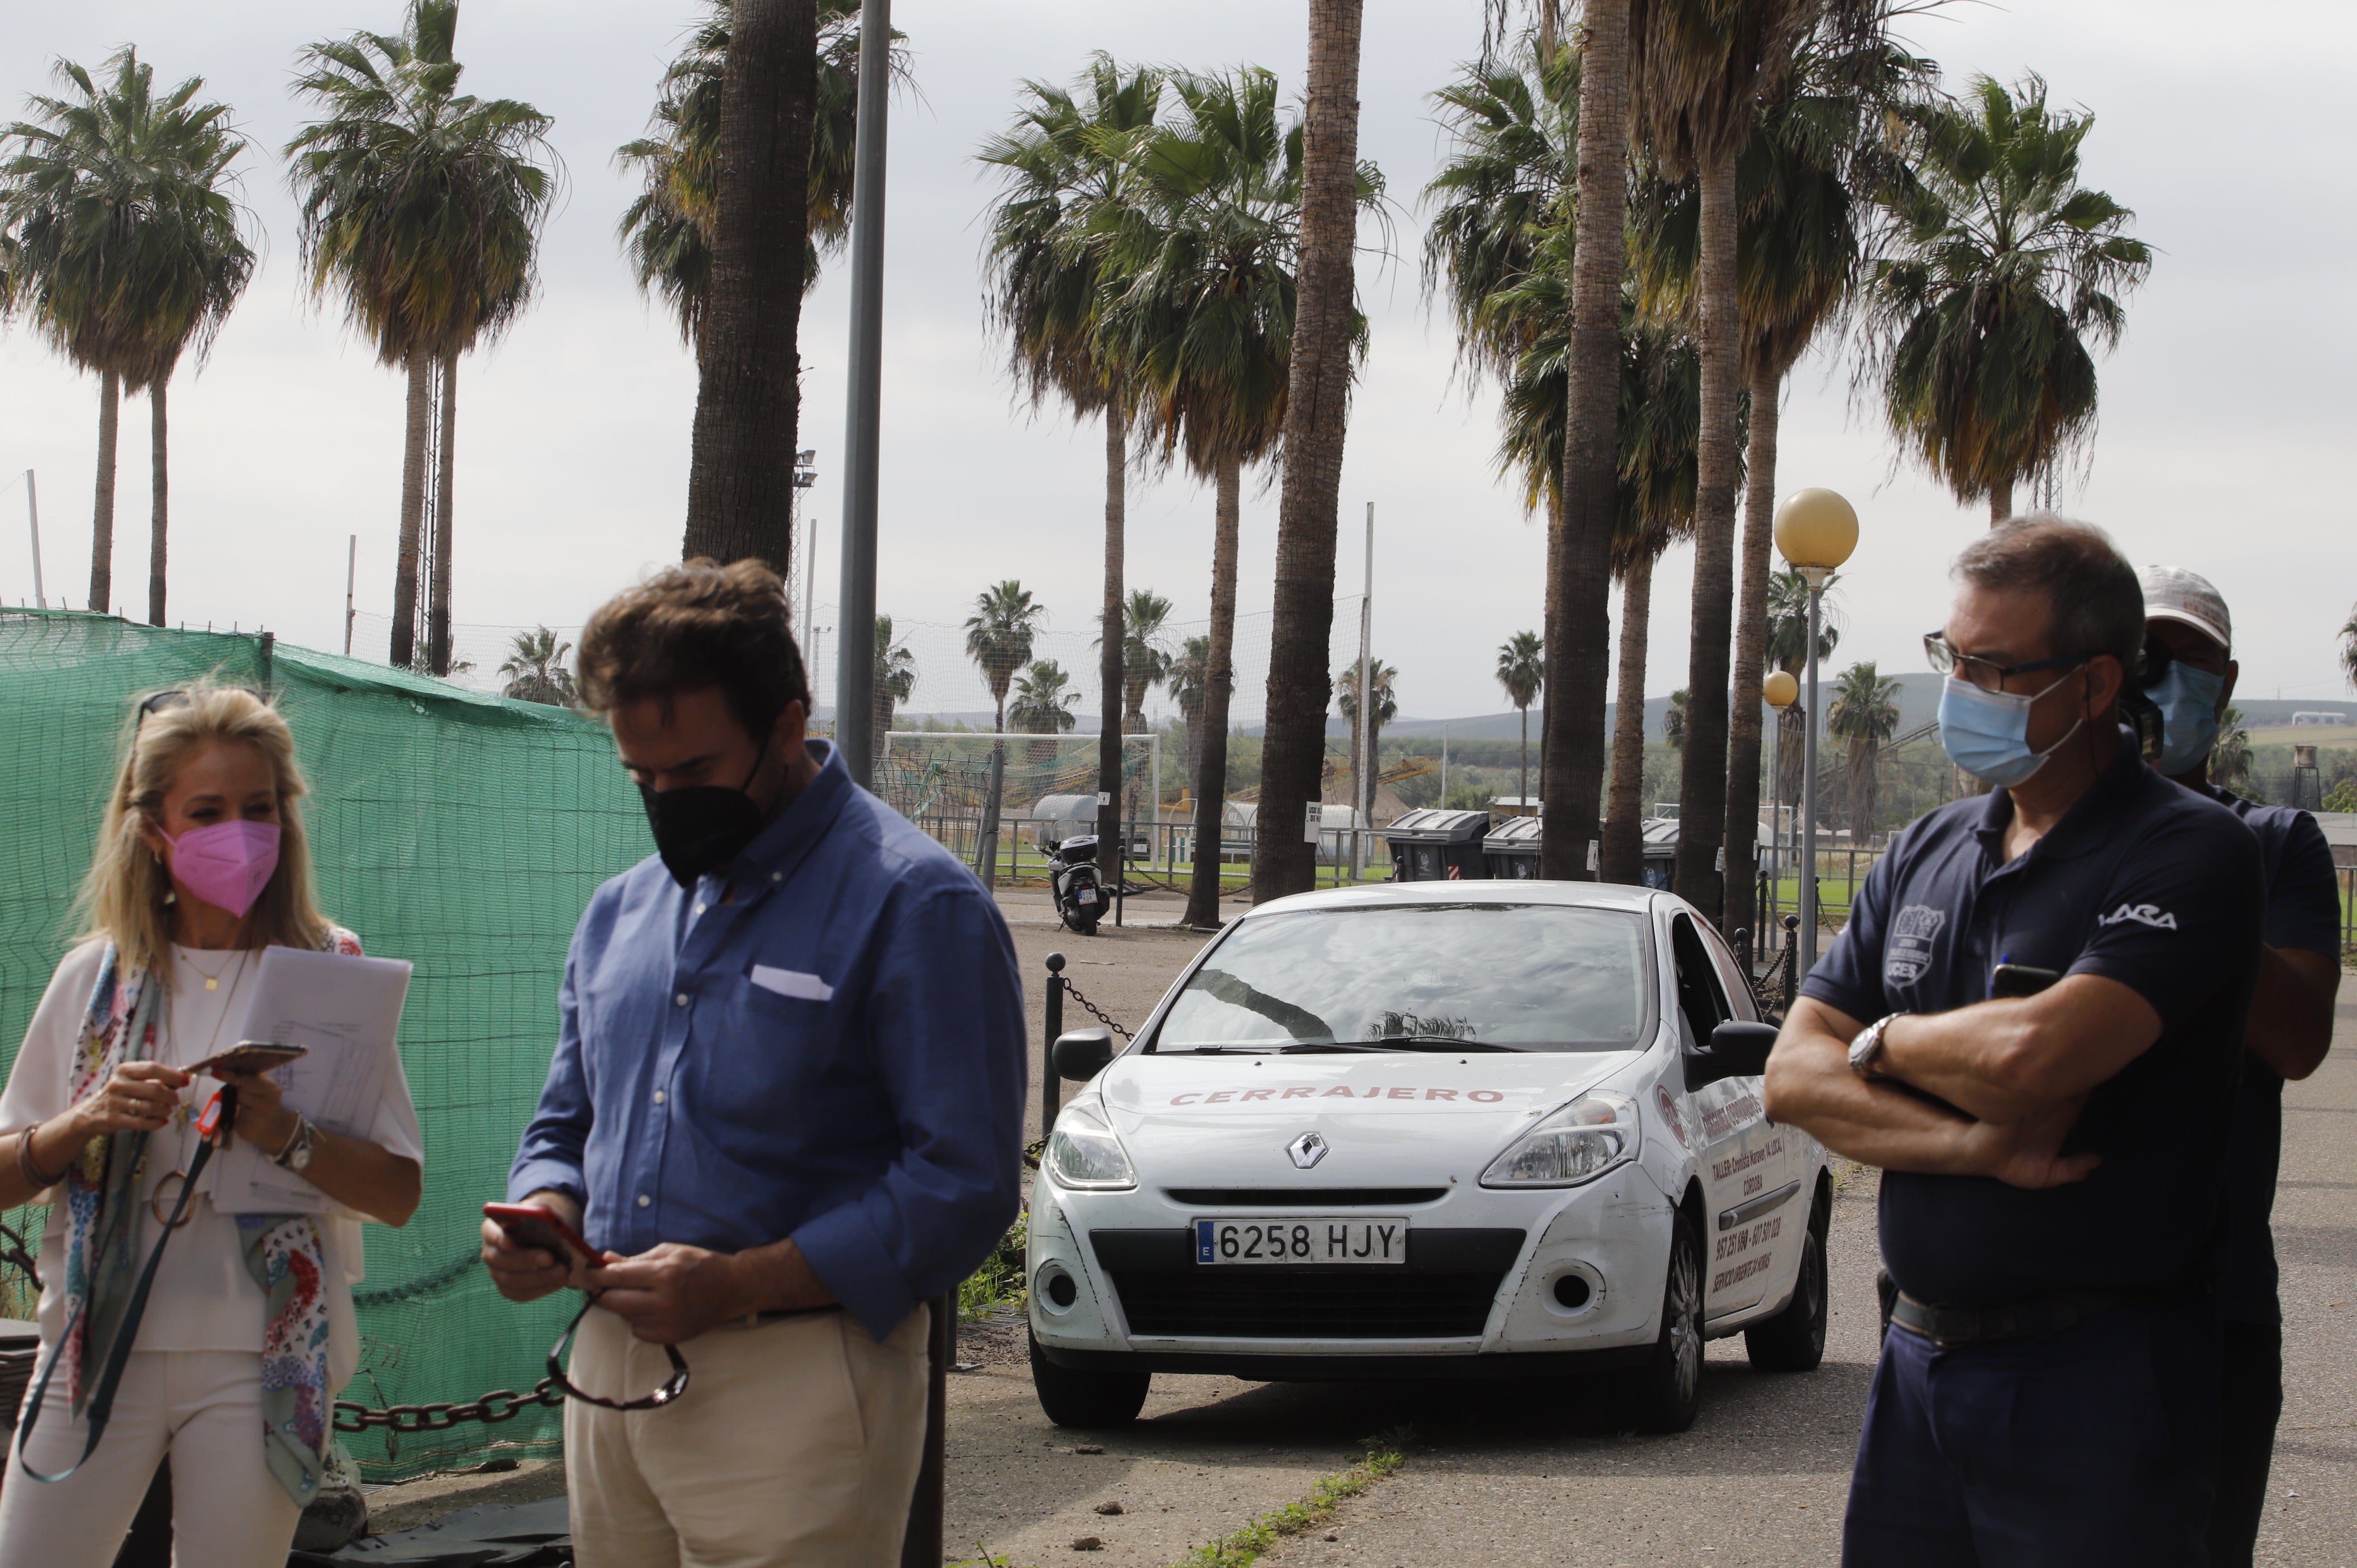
[{"x1": 161, "y1": 821, "x2": 282, "y2": 917}]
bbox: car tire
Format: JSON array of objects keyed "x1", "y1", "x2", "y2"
[
  {"x1": 1745, "y1": 1187, "x2": 1829, "y2": 1373},
  {"x1": 1609, "y1": 1208, "x2": 1704, "y2": 1433},
  {"x1": 1029, "y1": 1333, "x2": 1148, "y2": 1428}
]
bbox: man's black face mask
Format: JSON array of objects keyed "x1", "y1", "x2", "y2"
[{"x1": 640, "y1": 732, "x2": 771, "y2": 887}]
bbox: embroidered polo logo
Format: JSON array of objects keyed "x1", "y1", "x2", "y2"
[
  {"x1": 2098, "y1": 902, "x2": 2178, "y2": 930},
  {"x1": 1886, "y1": 905, "x2": 1947, "y2": 983}
]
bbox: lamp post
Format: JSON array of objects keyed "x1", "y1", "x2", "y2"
[
  {"x1": 1772, "y1": 488, "x2": 1858, "y2": 978},
  {"x1": 1762, "y1": 667, "x2": 1799, "y2": 955}
]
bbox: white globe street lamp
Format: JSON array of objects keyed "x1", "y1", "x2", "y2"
[{"x1": 1773, "y1": 488, "x2": 1858, "y2": 978}]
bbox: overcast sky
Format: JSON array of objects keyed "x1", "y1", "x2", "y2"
[{"x1": 3, "y1": 0, "x2": 2352, "y2": 723}]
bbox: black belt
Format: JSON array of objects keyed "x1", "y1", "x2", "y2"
[{"x1": 1890, "y1": 1288, "x2": 2173, "y2": 1349}]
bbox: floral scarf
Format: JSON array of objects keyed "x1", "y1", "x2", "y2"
[{"x1": 61, "y1": 930, "x2": 357, "y2": 1508}]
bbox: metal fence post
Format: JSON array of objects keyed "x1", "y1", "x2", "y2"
[{"x1": 1043, "y1": 952, "x2": 1066, "y2": 1141}]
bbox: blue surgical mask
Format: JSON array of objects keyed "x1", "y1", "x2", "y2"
[
  {"x1": 2150, "y1": 663, "x2": 2225, "y2": 776},
  {"x1": 1937, "y1": 673, "x2": 2086, "y2": 789}
]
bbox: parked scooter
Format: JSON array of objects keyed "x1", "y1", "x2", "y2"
[{"x1": 1047, "y1": 834, "x2": 1107, "y2": 935}]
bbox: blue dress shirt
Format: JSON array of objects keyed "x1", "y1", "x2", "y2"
[{"x1": 509, "y1": 739, "x2": 1027, "y2": 1339}]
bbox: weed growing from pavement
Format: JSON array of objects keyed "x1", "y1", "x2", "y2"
[
  {"x1": 1168, "y1": 1429, "x2": 1410, "y2": 1567},
  {"x1": 959, "y1": 1214, "x2": 1029, "y2": 1322}
]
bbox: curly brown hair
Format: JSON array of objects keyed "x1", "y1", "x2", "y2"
[{"x1": 577, "y1": 559, "x2": 811, "y2": 734}]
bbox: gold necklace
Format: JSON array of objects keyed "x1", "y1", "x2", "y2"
[
  {"x1": 181, "y1": 945, "x2": 243, "y2": 993},
  {"x1": 168, "y1": 952, "x2": 250, "y2": 1135}
]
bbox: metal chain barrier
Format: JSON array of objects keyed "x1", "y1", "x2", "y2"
[
  {"x1": 0, "y1": 1219, "x2": 42, "y2": 1292},
  {"x1": 1059, "y1": 979, "x2": 1132, "y2": 1041},
  {"x1": 331, "y1": 1375, "x2": 565, "y2": 1436}
]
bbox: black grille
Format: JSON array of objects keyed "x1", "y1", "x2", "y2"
[
  {"x1": 1091, "y1": 1227, "x2": 1522, "y2": 1339},
  {"x1": 1107, "y1": 1268, "x2": 1505, "y2": 1338},
  {"x1": 1163, "y1": 1188, "x2": 1448, "y2": 1208}
]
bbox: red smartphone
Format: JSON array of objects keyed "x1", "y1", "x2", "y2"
[{"x1": 483, "y1": 1201, "x2": 599, "y2": 1267}]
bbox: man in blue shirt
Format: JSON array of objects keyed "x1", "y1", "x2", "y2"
[
  {"x1": 2138, "y1": 565, "x2": 2341, "y2": 1567},
  {"x1": 480, "y1": 560, "x2": 1026, "y2": 1568},
  {"x1": 1765, "y1": 520, "x2": 2266, "y2": 1566}
]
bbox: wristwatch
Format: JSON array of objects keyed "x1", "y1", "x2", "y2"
[
  {"x1": 274, "y1": 1114, "x2": 318, "y2": 1174},
  {"x1": 1849, "y1": 1014, "x2": 1904, "y2": 1080}
]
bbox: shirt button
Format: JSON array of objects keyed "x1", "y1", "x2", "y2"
[
  {"x1": 674, "y1": 992, "x2": 688, "y2": 1007},
  {"x1": 694, "y1": 902, "x2": 707, "y2": 915},
  {"x1": 637, "y1": 1194, "x2": 651, "y2": 1208},
  {"x1": 653, "y1": 1090, "x2": 666, "y2": 1105},
  {"x1": 771, "y1": 872, "x2": 782, "y2": 883}
]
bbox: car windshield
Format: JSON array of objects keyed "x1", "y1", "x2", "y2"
[{"x1": 1151, "y1": 904, "x2": 1651, "y2": 1054}]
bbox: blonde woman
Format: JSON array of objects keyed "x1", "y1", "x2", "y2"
[{"x1": 0, "y1": 685, "x2": 422, "y2": 1567}]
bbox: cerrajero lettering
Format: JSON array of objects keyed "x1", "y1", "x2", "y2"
[
  {"x1": 1699, "y1": 1092, "x2": 1765, "y2": 1143},
  {"x1": 1709, "y1": 1136, "x2": 1784, "y2": 1182},
  {"x1": 1165, "y1": 1086, "x2": 1508, "y2": 1106}
]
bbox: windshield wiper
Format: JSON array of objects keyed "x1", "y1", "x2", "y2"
[{"x1": 1278, "y1": 1036, "x2": 1521, "y2": 1055}]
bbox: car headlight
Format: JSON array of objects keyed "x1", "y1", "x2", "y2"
[
  {"x1": 1044, "y1": 1099, "x2": 1137, "y2": 1190},
  {"x1": 1479, "y1": 1091, "x2": 1639, "y2": 1188}
]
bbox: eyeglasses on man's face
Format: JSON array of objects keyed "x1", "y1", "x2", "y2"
[{"x1": 1922, "y1": 632, "x2": 2091, "y2": 694}]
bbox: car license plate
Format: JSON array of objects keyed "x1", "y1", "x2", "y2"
[{"x1": 1193, "y1": 1217, "x2": 1407, "y2": 1265}]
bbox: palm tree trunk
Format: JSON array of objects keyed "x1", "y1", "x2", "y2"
[
  {"x1": 1187, "y1": 454, "x2": 1243, "y2": 927},
  {"x1": 1252, "y1": 0, "x2": 1364, "y2": 902},
  {"x1": 1538, "y1": 0, "x2": 1631, "y2": 880},
  {"x1": 1518, "y1": 707, "x2": 1529, "y2": 811},
  {"x1": 1719, "y1": 364, "x2": 1781, "y2": 945},
  {"x1": 1988, "y1": 478, "x2": 2013, "y2": 527},
  {"x1": 1672, "y1": 139, "x2": 1741, "y2": 917},
  {"x1": 683, "y1": 0, "x2": 818, "y2": 567},
  {"x1": 392, "y1": 349, "x2": 429, "y2": 670},
  {"x1": 1098, "y1": 406, "x2": 1126, "y2": 841},
  {"x1": 89, "y1": 369, "x2": 120, "y2": 614},
  {"x1": 147, "y1": 376, "x2": 169, "y2": 627},
  {"x1": 428, "y1": 350, "x2": 458, "y2": 675},
  {"x1": 1601, "y1": 547, "x2": 1654, "y2": 883}
]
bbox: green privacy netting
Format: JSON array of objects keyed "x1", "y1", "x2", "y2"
[{"x1": 0, "y1": 609, "x2": 647, "y2": 1479}]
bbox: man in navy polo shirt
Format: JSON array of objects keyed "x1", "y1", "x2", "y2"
[
  {"x1": 2138, "y1": 565, "x2": 2341, "y2": 1566},
  {"x1": 1765, "y1": 519, "x2": 2266, "y2": 1566}
]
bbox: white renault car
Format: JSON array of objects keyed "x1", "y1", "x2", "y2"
[{"x1": 1027, "y1": 880, "x2": 1830, "y2": 1432}]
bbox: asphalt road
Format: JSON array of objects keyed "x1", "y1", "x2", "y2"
[{"x1": 953, "y1": 897, "x2": 2357, "y2": 1566}]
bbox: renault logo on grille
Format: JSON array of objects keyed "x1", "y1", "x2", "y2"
[{"x1": 1287, "y1": 1132, "x2": 1329, "y2": 1170}]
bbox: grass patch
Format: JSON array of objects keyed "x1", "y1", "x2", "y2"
[
  {"x1": 959, "y1": 1214, "x2": 1028, "y2": 1322},
  {"x1": 1168, "y1": 1429, "x2": 1409, "y2": 1568}
]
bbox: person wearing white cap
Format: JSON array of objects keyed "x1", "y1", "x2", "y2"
[{"x1": 2141, "y1": 564, "x2": 2342, "y2": 1568}]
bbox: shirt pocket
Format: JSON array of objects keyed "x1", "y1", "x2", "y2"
[{"x1": 688, "y1": 970, "x2": 841, "y2": 1134}]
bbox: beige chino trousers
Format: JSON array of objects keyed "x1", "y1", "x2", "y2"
[{"x1": 564, "y1": 1301, "x2": 930, "y2": 1568}]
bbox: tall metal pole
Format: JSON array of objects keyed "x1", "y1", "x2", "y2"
[
  {"x1": 24, "y1": 470, "x2": 45, "y2": 608},
  {"x1": 344, "y1": 534, "x2": 357, "y2": 656},
  {"x1": 1354, "y1": 502, "x2": 1373, "y2": 878},
  {"x1": 1799, "y1": 573, "x2": 1826, "y2": 975},
  {"x1": 834, "y1": 0, "x2": 891, "y2": 787}
]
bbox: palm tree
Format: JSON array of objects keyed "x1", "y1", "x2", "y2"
[
  {"x1": 1827, "y1": 659, "x2": 1899, "y2": 841},
  {"x1": 1496, "y1": 630, "x2": 1545, "y2": 808},
  {"x1": 1116, "y1": 589, "x2": 1173, "y2": 732},
  {"x1": 679, "y1": 0, "x2": 819, "y2": 571},
  {"x1": 617, "y1": 1, "x2": 903, "y2": 356},
  {"x1": 978, "y1": 57, "x2": 1165, "y2": 849},
  {"x1": 2210, "y1": 705, "x2": 2252, "y2": 791},
  {"x1": 871, "y1": 612, "x2": 917, "y2": 756},
  {"x1": 1863, "y1": 73, "x2": 2152, "y2": 525},
  {"x1": 1167, "y1": 633, "x2": 1225, "y2": 794},
  {"x1": 964, "y1": 580, "x2": 1044, "y2": 734},
  {"x1": 1255, "y1": 0, "x2": 1373, "y2": 903},
  {"x1": 1, "y1": 49, "x2": 256, "y2": 622},
  {"x1": 498, "y1": 625, "x2": 576, "y2": 705},
  {"x1": 1008, "y1": 659, "x2": 1080, "y2": 769},
  {"x1": 2342, "y1": 607, "x2": 2357, "y2": 691},
  {"x1": 1103, "y1": 65, "x2": 1374, "y2": 928},
  {"x1": 286, "y1": 0, "x2": 558, "y2": 674},
  {"x1": 1765, "y1": 565, "x2": 1838, "y2": 811},
  {"x1": 1335, "y1": 657, "x2": 1397, "y2": 811},
  {"x1": 1663, "y1": 689, "x2": 1690, "y2": 750}
]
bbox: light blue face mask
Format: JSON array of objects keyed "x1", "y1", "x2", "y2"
[
  {"x1": 2149, "y1": 662, "x2": 2225, "y2": 776},
  {"x1": 1937, "y1": 672, "x2": 2086, "y2": 789}
]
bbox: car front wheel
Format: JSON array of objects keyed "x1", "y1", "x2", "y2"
[
  {"x1": 1609, "y1": 1208, "x2": 1703, "y2": 1433},
  {"x1": 1029, "y1": 1333, "x2": 1149, "y2": 1428}
]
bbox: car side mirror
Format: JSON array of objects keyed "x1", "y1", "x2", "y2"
[
  {"x1": 1684, "y1": 1019, "x2": 1779, "y2": 1092},
  {"x1": 1052, "y1": 1027, "x2": 1114, "y2": 1083}
]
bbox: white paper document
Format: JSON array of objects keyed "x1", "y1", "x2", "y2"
[{"x1": 209, "y1": 946, "x2": 412, "y2": 1215}]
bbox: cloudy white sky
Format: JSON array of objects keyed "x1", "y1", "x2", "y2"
[{"x1": 3, "y1": 0, "x2": 2352, "y2": 722}]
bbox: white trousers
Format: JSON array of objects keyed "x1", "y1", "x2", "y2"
[
  {"x1": 565, "y1": 1302, "x2": 930, "y2": 1568},
  {"x1": 0, "y1": 1349, "x2": 301, "y2": 1568}
]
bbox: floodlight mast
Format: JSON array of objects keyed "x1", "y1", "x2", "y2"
[{"x1": 835, "y1": 0, "x2": 890, "y2": 788}]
